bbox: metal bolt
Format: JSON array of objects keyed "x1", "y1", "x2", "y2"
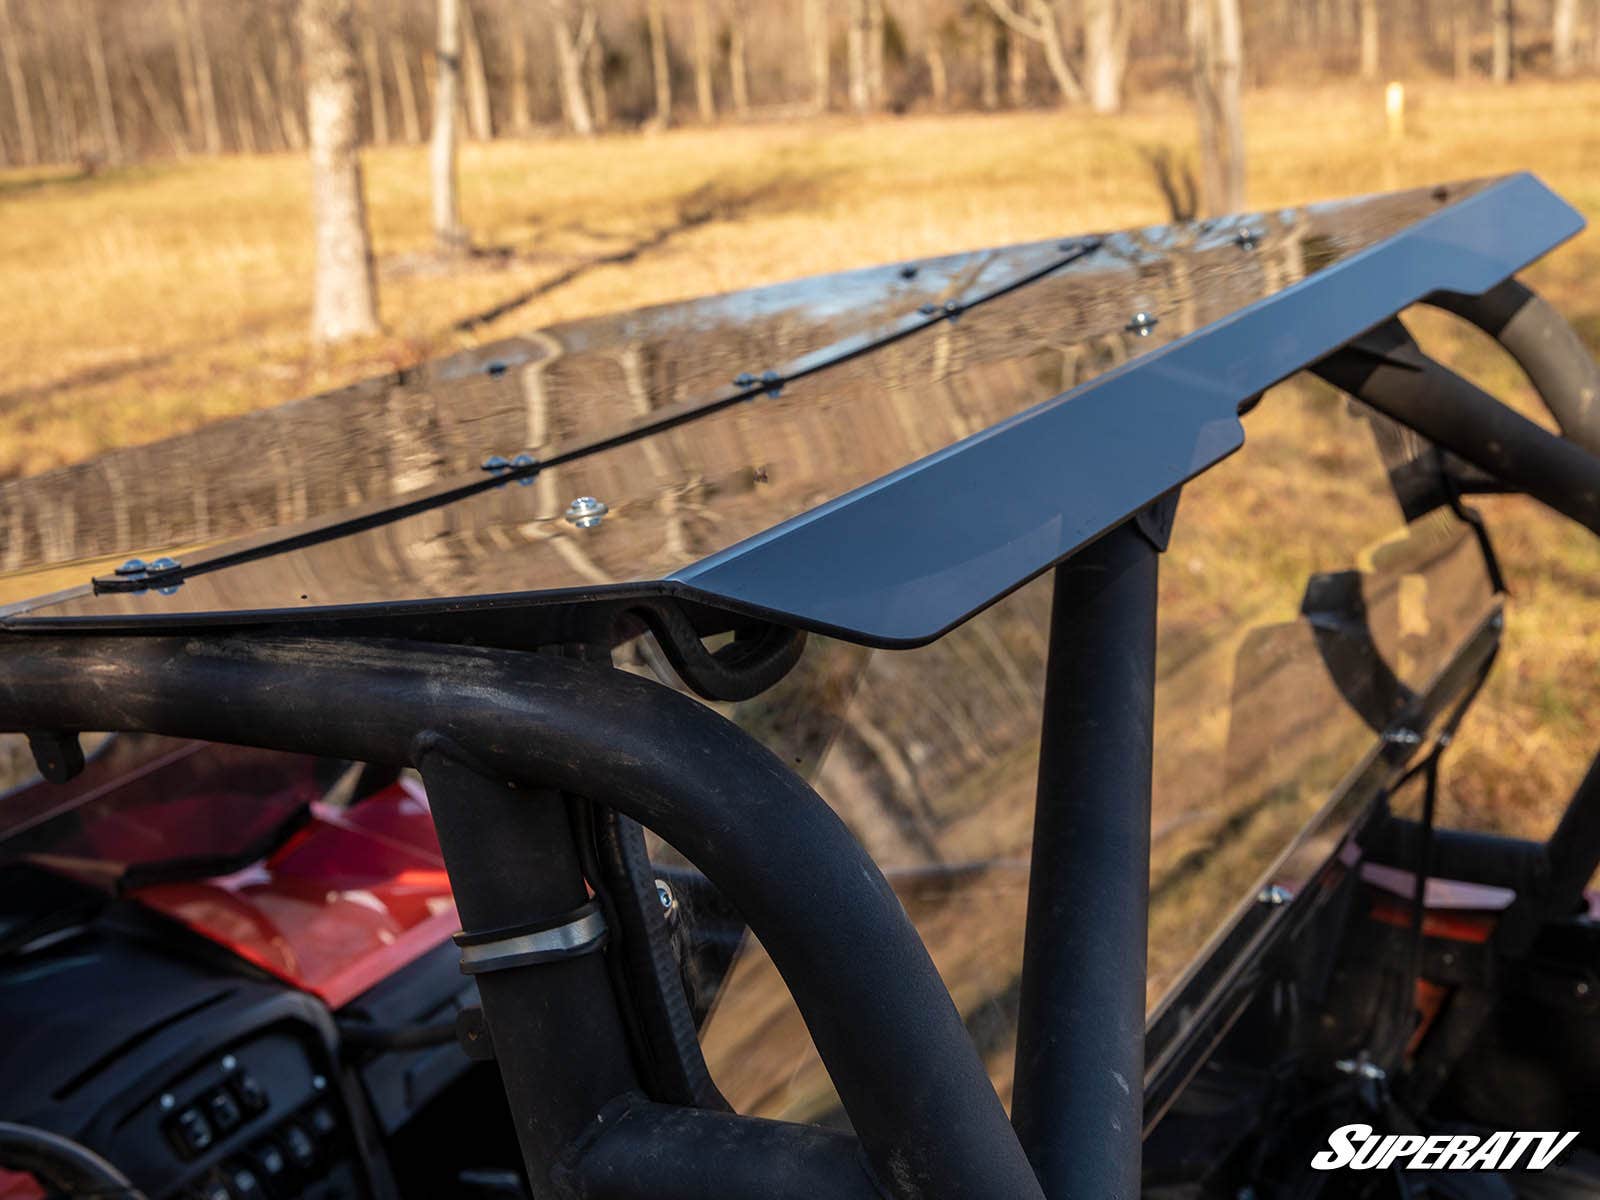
[
  {"x1": 115, "y1": 558, "x2": 148, "y2": 576},
  {"x1": 760, "y1": 370, "x2": 783, "y2": 397},
  {"x1": 1334, "y1": 1057, "x2": 1386, "y2": 1082},
  {"x1": 312, "y1": 1074, "x2": 327, "y2": 1092},
  {"x1": 1235, "y1": 227, "x2": 1259, "y2": 251},
  {"x1": 481, "y1": 455, "x2": 510, "y2": 472},
  {"x1": 1126, "y1": 311, "x2": 1159, "y2": 337},
  {"x1": 733, "y1": 372, "x2": 757, "y2": 387},
  {"x1": 655, "y1": 878, "x2": 675, "y2": 916},
  {"x1": 1258, "y1": 884, "x2": 1293, "y2": 906},
  {"x1": 1384, "y1": 727, "x2": 1422, "y2": 747},
  {"x1": 221, "y1": 1055, "x2": 237, "y2": 1072},
  {"x1": 1578, "y1": 981, "x2": 1591, "y2": 997},
  {"x1": 564, "y1": 496, "x2": 609, "y2": 529},
  {"x1": 899, "y1": 264, "x2": 918, "y2": 279},
  {"x1": 159, "y1": 1093, "x2": 176, "y2": 1111},
  {"x1": 484, "y1": 360, "x2": 508, "y2": 376},
  {"x1": 917, "y1": 303, "x2": 937, "y2": 316},
  {"x1": 943, "y1": 300, "x2": 961, "y2": 316},
  {"x1": 148, "y1": 556, "x2": 180, "y2": 573}
]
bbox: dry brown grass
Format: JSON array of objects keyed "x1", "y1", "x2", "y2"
[{"x1": 1, "y1": 78, "x2": 1598, "y2": 837}]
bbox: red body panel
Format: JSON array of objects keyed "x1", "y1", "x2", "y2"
[{"x1": 128, "y1": 777, "x2": 459, "y2": 1008}]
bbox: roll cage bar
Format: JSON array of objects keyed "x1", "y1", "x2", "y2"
[{"x1": 3, "y1": 177, "x2": 1600, "y2": 1199}]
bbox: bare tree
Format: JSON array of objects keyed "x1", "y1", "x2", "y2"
[
  {"x1": 728, "y1": 0, "x2": 751, "y2": 116},
  {"x1": 805, "y1": 0, "x2": 829, "y2": 112},
  {"x1": 1491, "y1": 0, "x2": 1514, "y2": 83},
  {"x1": 431, "y1": 0, "x2": 465, "y2": 248},
  {"x1": 547, "y1": 0, "x2": 597, "y2": 135},
  {"x1": 1552, "y1": 0, "x2": 1578, "y2": 75},
  {"x1": 1190, "y1": 0, "x2": 1246, "y2": 217},
  {"x1": 978, "y1": 9, "x2": 1000, "y2": 109},
  {"x1": 692, "y1": 0, "x2": 716, "y2": 120},
  {"x1": 76, "y1": 0, "x2": 121, "y2": 162},
  {"x1": 1083, "y1": 0, "x2": 1127, "y2": 114},
  {"x1": 865, "y1": 0, "x2": 885, "y2": 106},
  {"x1": 300, "y1": 0, "x2": 380, "y2": 344},
  {"x1": 985, "y1": 0, "x2": 1086, "y2": 105},
  {"x1": 848, "y1": 0, "x2": 870, "y2": 111},
  {"x1": 509, "y1": 4, "x2": 532, "y2": 134},
  {"x1": 586, "y1": 25, "x2": 609, "y2": 129},
  {"x1": 164, "y1": 0, "x2": 200, "y2": 149},
  {"x1": 646, "y1": 0, "x2": 672, "y2": 127},
  {"x1": 359, "y1": 0, "x2": 389, "y2": 143},
  {"x1": 1358, "y1": 0, "x2": 1379, "y2": 79},
  {"x1": 389, "y1": 35, "x2": 420, "y2": 143},
  {"x1": 1006, "y1": 24, "x2": 1028, "y2": 106},
  {"x1": 184, "y1": 0, "x2": 222, "y2": 153},
  {"x1": 461, "y1": 0, "x2": 493, "y2": 139},
  {"x1": 0, "y1": 0, "x2": 38, "y2": 163},
  {"x1": 1452, "y1": 0, "x2": 1473, "y2": 79}
]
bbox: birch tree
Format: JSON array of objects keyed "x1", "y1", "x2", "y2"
[
  {"x1": 430, "y1": 0, "x2": 465, "y2": 248},
  {"x1": 1190, "y1": 0, "x2": 1246, "y2": 217},
  {"x1": 1083, "y1": 0, "x2": 1128, "y2": 114},
  {"x1": 0, "y1": 0, "x2": 36, "y2": 164},
  {"x1": 547, "y1": 0, "x2": 597, "y2": 135},
  {"x1": 1358, "y1": 0, "x2": 1379, "y2": 79},
  {"x1": 1552, "y1": 0, "x2": 1577, "y2": 75},
  {"x1": 1491, "y1": 0, "x2": 1514, "y2": 83},
  {"x1": 805, "y1": 0, "x2": 829, "y2": 113},
  {"x1": 301, "y1": 0, "x2": 380, "y2": 344},
  {"x1": 693, "y1": 0, "x2": 716, "y2": 121}
]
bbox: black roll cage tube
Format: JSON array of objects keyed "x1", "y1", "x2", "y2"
[{"x1": 0, "y1": 276, "x2": 1598, "y2": 1199}]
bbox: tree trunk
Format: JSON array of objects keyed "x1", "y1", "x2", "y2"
[
  {"x1": 927, "y1": 42, "x2": 948, "y2": 109},
  {"x1": 1552, "y1": 0, "x2": 1578, "y2": 74},
  {"x1": 460, "y1": 0, "x2": 493, "y2": 140},
  {"x1": 647, "y1": 0, "x2": 671, "y2": 127},
  {"x1": 248, "y1": 51, "x2": 289, "y2": 149},
  {"x1": 1452, "y1": 0, "x2": 1472, "y2": 78},
  {"x1": 431, "y1": 0, "x2": 465, "y2": 248},
  {"x1": 184, "y1": 0, "x2": 222, "y2": 153},
  {"x1": 1006, "y1": 25, "x2": 1027, "y2": 106},
  {"x1": 0, "y1": 0, "x2": 38, "y2": 164},
  {"x1": 865, "y1": 0, "x2": 884, "y2": 107},
  {"x1": 1084, "y1": 0, "x2": 1124, "y2": 114},
  {"x1": 692, "y1": 0, "x2": 716, "y2": 120},
  {"x1": 978, "y1": 11, "x2": 999, "y2": 109},
  {"x1": 728, "y1": 1, "x2": 750, "y2": 116},
  {"x1": 359, "y1": 0, "x2": 389, "y2": 143},
  {"x1": 548, "y1": 1, "x2": 597, "y2": 136},
  {"x1": 509, "y1": 8, "x2": 531, "y2": 133},
  {"x1": 229, "y1": 69, "x2": 257, "y2": 154},
  {"x1": 805, "y1": 0, "x2": 829, "y2": 112},
  {"x1": 847, "y1": 0, "x2": 869, "y2": 111},
  {"x1": 389, "y1": 35, "x2": 421, "y2": 142},
  {"x1": 1190, "y1": 0, "x2": 1246, "y2": 217},
  {"x1": 131, "y1": 53, "x2": 187, "y2": 155},
  {"x1": 1491, "y1": 0, "x2": 1513, "y2": 83},
  {"x1": 164, "y1": 0, "x2": 199, "y2": 150},
  {"x1": 300, "y1": 0, "x2": 380, "y2": 344},
  {"x1": 1358, "y1": 0, "x2": 1379, "y2": 78},
  {"x1": 274, "y1": 16, "x2": 308, "y2": 149},
  {"x1": 586, "y1": 26, "x2": 609, "y2": 130}
]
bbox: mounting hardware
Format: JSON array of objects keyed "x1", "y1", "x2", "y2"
[
  {"x1": 899, "y1": 264, "x2": 918, "y2": 279},
  {"x1": 564, "y1": 496, "x2": 609, "y2": 529},
  {"x1": 26, "y1": 730, "x2": 84, "y2": 783},
  {"x1": 760, "y1": 370, "x2": 783, "y2": 397},
  {"x1": 484, "y1": 360, "x2": 508, "y2": 376},
  {"x1": 733, "y1": 372, "x2": 756, "y2": 387},
  {"x1": 1383, "y1": 727, "x2": 1423, "y2": 747},
  {"x1": 454, "y1": 901, "x2": 609, "y2": 975},
  {"x1": 655, "y1": 878, "x2": 676, "y2": 918},
  {"x1": 1126, "y1": 311, "x2": 1159, "y2": 337},
  {"x1": 918, "y1": 303, "x2": 937, "y2": 316},
  {"x1": 481, "y1": 455, "x2": 510, "y2": 472},
  {"x1": 115, "y1": 558, "x2": 148, "y2": 576},
  {"x1": 1334, "y1": 1056, "x2": 1386, "y2": 1083},
  {"x1": 1257, "y1": 884, "x2": 1293, "y2": 906},
  {"x1": 1235, "y1": 226, "x2": 1260, "y2": 251}
]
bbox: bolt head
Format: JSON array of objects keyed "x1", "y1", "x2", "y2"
[
  {"x1": 221, "y1": 1055, "x2": 237, "y2": 1071},
  {"x1": 899, "y1": 264, "x2": 918, "y2": 279},
  {"x1": 1126, "y1": 311, "x2": 1158, "y2": 336},
  {"x1": 481, "y1": 455, "x2": 510, "y2": 472},
  {"x1": 733, "y1": 372, "x2": 757, "y2": 387},
  {"x1": 159, "y1": 1092, "x2": 176, "y2": 1111},
  {"x1": 1258, "y1": 884, "x2": 1293, "y2": 906},
  {"x1": 1235, "y1": 227, "x2": 1259, "y2": 250},
  {"x1": 115, "y1": 558, "x2": 148, "y2": 576},
  {"x1": 484, "y1": 360, "x2": 508, "y2": 376},
  {"x1": 148, "y1": 557, "x2": 179, "y2": 572},
  {"x1": 565, "y1": 497, "x2": 609, "y2": 529},
  {"x1": 655, "y1": 879, "x2": 675, "y2": 913},
  {"x1": 917, "y1": 303, "x2": 937, "y2": 316}
]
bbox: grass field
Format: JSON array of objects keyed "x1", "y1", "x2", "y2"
[{"x1": 2, "y1": 78, "x2": 1598, "y2": 839}]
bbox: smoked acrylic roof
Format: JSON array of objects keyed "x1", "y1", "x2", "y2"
[{"x1": 0, "y1": 173, "x2": 1583, "y2": 647}]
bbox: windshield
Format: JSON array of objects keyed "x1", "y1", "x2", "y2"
[{"x1": 0, "y1": 734, "x2": 325, "y2": 887}]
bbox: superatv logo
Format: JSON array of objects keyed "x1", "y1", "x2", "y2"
[{"x1": 1312, "y1": 1124, "x2": 1579, "y2": 1172}]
